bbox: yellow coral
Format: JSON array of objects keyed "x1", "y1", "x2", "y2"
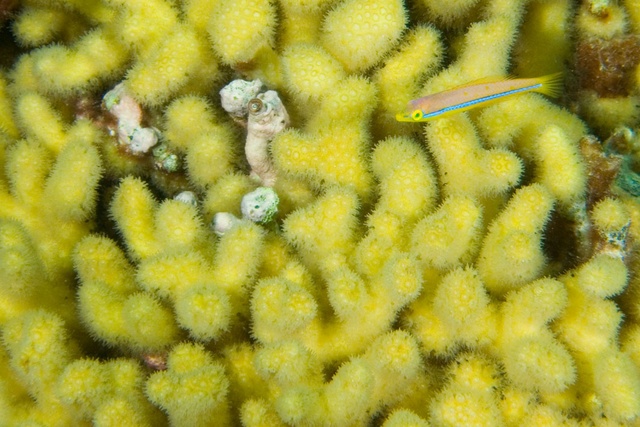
[
  {"x1": 282, "y1": 188, "x2": 359, "y2": 273},
  {"x1": 512, "y1": 0, "x2": 573, "y2": 76},
  {"x1": 14, "y1": 92, "x2": 67, "y2": 154},
  {"x1": 136, "y1": 250, "x2": 212, "y2": 299},
  {"x1": 499, "y1": 280, "x2": 576, "y2": 393},
  {"x1": 578, "y1": 92, "x2": 640, "y2": 134},
  {"x1": 126, "y1": 25, "x2": 217, "y2": 105},
  {"x1": 477, "y1": 184, "x2": 555, "y2": 293},
  {"x1": 374, "y1": 25, "x2": 443, "y2": 135},
  {"x1": 208, "y1": 0, "x2": 276, "y2": 65},
  {"x1": 12, "y1": 7, "x2": 71, "y2": 47},
  {"x1": 57, "y1": 358, "x2": 160, "y2": 424},
  {"x1": 354, "y1": 136, "x2": 437, "y2": 277},
  {"x1": 2, "y1": 310, "x2": 79, "y2": 402},
  {"x1": 555, "y1": 285, "x2": 623, "y2": 356},
  {"x1": 575, "y1": 1, "x2": 629, "y2": 39},
  {"x1": 163, "y1": 95, "x2": 220, "y2": 150},
  {"x1": 383, "y1": 409, "x2": 429, "y2": 427},
  {"x1": 303, "y1": 75, "x2": 378, "y2": 132},
  {"x1": 420, "y1": 0, "x2": 481, "y2": 26},
  {"x1": 406, "y1": 267, "x2": 497, "y2": 355},
  {"x1": 275, "y1": 331, "x2": 423, "y2": 425},
  {"x1": 320, "y1": 0, "x2": 407, "y2": 73},
  {"x1": 3, "y1": 0, "x2": 640, "y2": 425},
  {"x1": 108, "y1": 0, "x2": 179, "y2": 57},
  {"x1": 43, "y1": 137, "x2": 103, "y2": 220},
  {"x1": 425, "y1": 114, "x2": 522, "y2": 198},
  {"x1": 278, "y1": 0, "x2": 332, "y2": 46},
  {"x1": 592, "y1": 197, "x2": 630, "y2": 234},
  {"x1": 371, "y1": 136, "x2": 438, "y2": 221},
  {"x1": 0, "y1": 220, "x2": 45, "y2": 297},
  {"x1": 282, "y1": 43, "x2": 345, "y2": 104},
  {"x1": 429, "y1": 353, "x2": 503, "y2": 427},
  {"x1": 30, "y1": 29, "x2": 128, "y2": 96},
  {"x1": 533, "y1": 124, "x2": 586, "y2": 205},
  {"x1": 477, "y1": 93, "x2": 587, "y2": 150},
  {"x1": 154, "y1": 199, "x2": 204, "y2": 249},
  {"x1": 241, "y1": 399, "x2": 288, "y2": 427},
  {"x1": 146, "y1": 343, "x2": 230, "y2": 426},
  {"x1": 210, "y1": 221, "x2": 265, "y2": 303},
  {"x1": 410, "y1": 196, "x2": 483, "y2": 269},
  {"x1": 110, "y1": 177, "x2": 160, "y2": 260},
  {"x1": 271, "y1": 126, "x2": 372, "y2": 198},
  {"x1": 251, "y1": 277, "x2": 318, "y2": 343},
  {"x1": 432, "y1": 267, "x2": 490, "y2": 333},
  {"x1": 174, "y1": 283, "x2": 231, "y2": 341},
  {"x1": 74, "y1": 235, "x2": 180, "y2": 349},
  {"x1": 626, "y1": 0, "x2": 640, "y2": 31},
  {"x1": 592, "y1": 348, "x2": 640, "y2": 421},
  {"x1": 565, "y1": 253, "x2": 628, "y2": 298}
]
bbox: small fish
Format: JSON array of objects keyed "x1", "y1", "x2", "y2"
[{"x1": 395, "y1": 73, "x2": 563, "y2": 122}]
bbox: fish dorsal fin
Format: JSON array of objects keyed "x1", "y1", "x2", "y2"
[{"x1": 446, "y1": 75, "x2": 511, "y2": 90}]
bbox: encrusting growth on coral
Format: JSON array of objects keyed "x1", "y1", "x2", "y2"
[
  {"x1": 2, "y1": 0, "x2": 640, "y2": 425},
  {"x1": 213, "y1": 186, "x2": 279, "y2": 236},
  {"x1": 103, "y1": 83, "x2": 161, "y2": 155},
  {"x1": 220, "y1": 79, "x2": 289, "y2": 187}
]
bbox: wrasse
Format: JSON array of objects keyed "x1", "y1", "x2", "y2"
[{"x1": 396, "y1": 73, "x2": 563, "y2": 122}]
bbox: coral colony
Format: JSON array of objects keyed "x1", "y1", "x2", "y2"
[{"x1": 2, "y1": 0, "x2": 640, "y2": 425}]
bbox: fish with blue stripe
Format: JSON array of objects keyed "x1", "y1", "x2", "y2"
[{"x1": 395, "y1": 73, "x2": 563, "y2": 122}]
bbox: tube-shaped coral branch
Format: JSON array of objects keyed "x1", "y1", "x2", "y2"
[
  {"x1": 145, "y1": 343, "x2": 230, "y2": 426},
  {"x1": 405, "y1": 266, "x2": 497, "y2": 355},
  {"x1": 0, "y1": 219, "x2": 45, "y2": 297},
  {"x1": 410, "y1": 196, "x2": 483, "y2": 270},
  {"x1": 477, "y1": 183, "x2": 555, "y2": 293},
  {"x1": 430, "y1": 352, "x2": 504, "y2": 426},
  {"x1": 2, "y1": 310, "x2": 78, "y2": 402},
  {"x1": 533, "y1": 124, "x2": 587, "y2": 206},
  {"x1": 499, "y1": 279, "x2": 576, "y2": 393},
  {"x1": 43, "y1": 136, "x2": 103, "y2": 220},
  {"x1": 273, "y1": 331, "x2": 423, "y2": 425},
  {"x1": 57, "y1": 358, "x2": 161, "y2": 424},
  {"x1": 75, "y1": 235, "x2": 180, "y2": 349},
  {"x1": 424, "y1": 114, "x2": 523, "y2": 198},
  {"x1": 320, "y1": 0, "x2": 407, "y2": 73},
  {"x1": 252, "y1": 251, "x2": 423, "y2": 361},
  {"x1": 125, "y1": 24, "x2": 218, "y2": 106},
  {"x1": 282, "y1": 188, "x2": 359, "y2": 274}
]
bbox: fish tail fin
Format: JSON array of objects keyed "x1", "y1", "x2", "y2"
[{"x1": 535, "y1": 72, "x2": 564, "y2": 98}]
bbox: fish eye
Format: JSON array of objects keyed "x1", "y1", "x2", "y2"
[{"x1": 411, "y1": 110, "x2": 422, "y2": 121}]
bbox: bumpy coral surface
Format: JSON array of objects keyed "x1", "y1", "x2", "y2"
[{"x1": 1, "y1": 0, "x2": 640, "y2": 425}]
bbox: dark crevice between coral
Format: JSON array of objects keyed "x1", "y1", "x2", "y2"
[
  {"x1": 543, "y1": 209, "x2": 583, "y2": 274},
  {"x1": 0, "y1": 3, "x2": 21, "y2": 69}
]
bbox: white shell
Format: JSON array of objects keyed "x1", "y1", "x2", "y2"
[
  {"x1": 241, "y1": 187, "x2": 279, "y2": 223},
  {"x1": 174, "y1": 191, "x2": 198, "y2": 207},
  {"x1": 212, "y1": 212, "x2": 241, "y2": 236},
  {"x1": 219, "y1": 79, "x2": 264, "y2": 118},
  {"x1": 129, "y1": 127, "x2": 160, "y2": 154}
]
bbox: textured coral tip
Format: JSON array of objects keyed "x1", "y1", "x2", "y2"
[
  {"x1": 321, "y1": 0, "x2": 407, "y2": 72},
  {"x1": 208, "y1": 0, "x2": 277, "y2": 65}
]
